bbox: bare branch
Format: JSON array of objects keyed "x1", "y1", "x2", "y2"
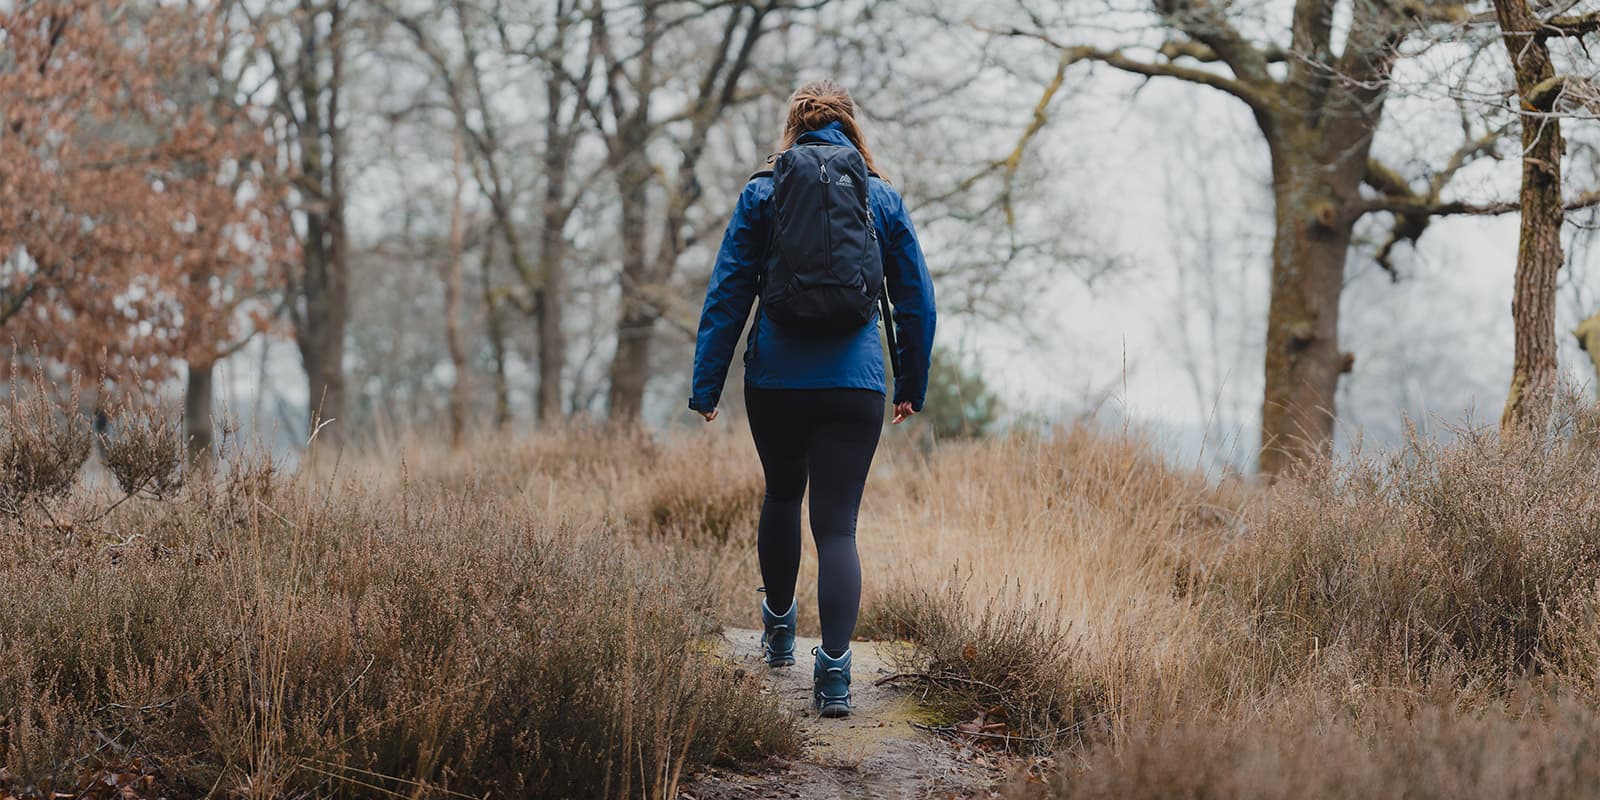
[
  {"x1": 1153, "y1": 0, "x2": 1278, "y2": 87},
  {"x1": 991, "y1": 27, "x2": 1277, "y2": 116},
  {"x1": 1544, "y1": 10, "x2": 1600, "y2": 37},
  {"x1": 1360, "y1": 188, "x2": 1600, "y2": 218}
]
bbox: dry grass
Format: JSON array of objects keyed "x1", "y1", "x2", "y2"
[
  {"x1": 11, "y1": 391, "x2": 1600, "y2": 797},
  {"x1": 1024, "y1": 688, "x2": 1600, "y2": 800},
  {"x1": 0, "y1": 409, "x2": 796, "y2": 799}
]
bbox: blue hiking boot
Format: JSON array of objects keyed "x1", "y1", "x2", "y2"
[
  {"x1": 761, "y1": 598, "x2": 797, "y2": 667},
  {"x1": 812, "y1": 646, "x2": 852, "y2": 718}
]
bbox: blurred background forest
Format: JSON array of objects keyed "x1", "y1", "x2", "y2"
[{"x1": 4, "y1": 0, "x2": 1600, "y2": 474}]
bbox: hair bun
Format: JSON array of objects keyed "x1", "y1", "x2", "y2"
[{"x1": 796, "y1": 93, "x2": 848, "y2": 129}]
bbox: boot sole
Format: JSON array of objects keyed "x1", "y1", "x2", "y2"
[
  {"x1": 818, "y1": 703, "x2": 851, "y2": 718},
  {"x1": 766, "y1": 657, "x2": 795, "y2": 667}
]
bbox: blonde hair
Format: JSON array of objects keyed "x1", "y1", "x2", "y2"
[{"x1": 777, "y1": 79, "x2": 886, "y2": 181}]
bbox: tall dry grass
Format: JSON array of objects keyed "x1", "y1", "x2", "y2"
[
  {"x1": 0, "y1": 410, "x2": 795, "y2": 799},
  {"x1": 12, "y1": 391, "x2": 1600, "y2": 798}
]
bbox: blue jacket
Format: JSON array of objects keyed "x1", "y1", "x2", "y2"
[{"x1": 689, "y1": 123, "x2": 937, "y2": 413}]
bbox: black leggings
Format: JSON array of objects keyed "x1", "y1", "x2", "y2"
[{"x1": 745, "y1": 386, "x2": 883, "y2": 656}]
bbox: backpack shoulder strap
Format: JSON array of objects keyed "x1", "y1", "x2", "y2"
[{"x1": 749, "y1": 169, "x2": 774, "y2": 181}]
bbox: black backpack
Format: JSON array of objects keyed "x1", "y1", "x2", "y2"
[{"x1": 754, "y1": 144, "x2": 896, "y2": 363}]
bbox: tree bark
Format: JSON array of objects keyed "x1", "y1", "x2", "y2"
[
  {"x1": 444, "y1": 127, "x2": 469, "y2": 447},
  {"x1": 291, "y1": 0, "x2": 350, "y2": 452},
  {"x1": 184, "y1": 358, "x2": 215, "y2": 466},
  {"x1": 1495, "y1": 0, "x2": 1565, "y2": 436},
  {"x1": 535, "y1": 65, "x2": 570, "y2": 427},
  {"x1": 1256, "y1": 110, "x2": 1381, "y2": 478},
  {"x1": 479, "y1": 235, "x2": 511, "y2": 430},
  {"x1": 606, "y1": 121, "x2": 655, "y2": 422}
]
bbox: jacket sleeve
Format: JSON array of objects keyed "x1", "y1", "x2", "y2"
[
  {"x1": 881, "y1": 190, "x2": 937, "y2": 411},
  {"x1": 689, "y1": 183, "x2": 767, "y2": 412}
]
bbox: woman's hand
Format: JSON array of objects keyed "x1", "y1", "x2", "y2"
[
  {"x1": 699, "y1": 408, "x2": 719, "y2": 422},
  {"x1": 891, "y1": 401, "x2": 916, "y2": 425}
]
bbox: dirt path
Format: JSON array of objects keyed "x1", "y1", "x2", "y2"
[{"x1": 681, "y1": 628, "x2": 1002, "y2": 800}]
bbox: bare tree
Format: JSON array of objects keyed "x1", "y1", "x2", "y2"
[
  {"x1": 582, "y1": 0, "x2": 793, "y2": 420},
  {"x1": 247, "y1": 0, "x2": 357, "y2": 450},
  {"x1": 995, "y1": 0, "x2": 1600, "y2": 476},
  {"x1": 1490, "y1": 0, "x2": 1600, "y2": 433},
  {"x1": 386, "y1": 0, "x2": 595, "y2": 427},
  {"x1": 443, "y1": 127, "x2": 471, "y2": 446}
]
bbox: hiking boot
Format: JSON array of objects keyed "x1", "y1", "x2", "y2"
[
  {"x1": 812, "y1": 646, "x2": 852, "y2": 718},
  {"x1": 761, "y1": 598, "x2": 797, "y2": 667}
]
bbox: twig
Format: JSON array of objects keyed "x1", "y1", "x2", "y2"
[
  {"x1": 317, "y1": 654, "x2": 377, "y2": 731},
  {"x1": 83, "y1": 476, "x2": 153, "y2": 526},
  {"x1": 92, "y1": 695, "x2": 178, "y2": 715},
  {"x1": 912, "y1": 721, "x2": 1040, "y2": 745},
  {"x1": 101, "y1": 533, "x2": 146, "y2": 555},
  {"x1": 912, "y1": 720, "x2": 1090, "y2": 746},
  {"x1": 873, "y1": 671, "x2": 1008, "y2": 696}
]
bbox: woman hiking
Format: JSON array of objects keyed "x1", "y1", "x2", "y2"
[{"x1": 688, "y1": 79, "x2": 936, "y2": 718}]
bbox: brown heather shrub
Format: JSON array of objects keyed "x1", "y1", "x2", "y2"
[
  {"x1": 0, "y1": 389, "x2": 91, "y2": 514},
  {"x1": 1205, "y1": 411, "x2": 1600, "y2": 690},
  {"x1": 853, "y1": 426, "x2": 1240, "y2": 747},
  {"x1": 1024, "y1": 690, "x2": 1600, "y2": 799},
  {"x1": 869, "y1": 577, "x2": 1112, "y2": 752},
  {"x1": 640, "y1": 436, "x2": 763, "y2": 542},
  {"x1": 96, "y1": 404, "x2": 184, "y2": 499},
  {"x1": 0, "y1": 413, "x2": 797, "y2": 799}
]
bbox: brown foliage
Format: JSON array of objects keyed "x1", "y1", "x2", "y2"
[
  {"x1": 0, "y1": 389, "x2": 91, "y2": 514},
  {"x1": 96, "y1": 404, "x2": 183, "y2": 499},
  {"x1": 0, "y1": 0, "x2": 289, "y2": 384}
]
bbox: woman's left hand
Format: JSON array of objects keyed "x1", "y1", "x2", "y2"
[
  {"x1": 699, "y1": 409, "x2": 718, "y2": 422},
  {"x1": 891, "y1": 402, "x2": 916, "y2": 425}
]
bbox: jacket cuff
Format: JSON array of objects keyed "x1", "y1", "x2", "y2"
[
  {"x1": 688, "y1": 396, "x2": 717, "y2": 413},
  {"x1": 892, "y1": 384, "x2": 924, "y2": 412}
]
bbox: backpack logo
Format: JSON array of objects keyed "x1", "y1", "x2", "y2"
[{"x1": 836, "y1": 173, "x2": 854, "y2": 187}]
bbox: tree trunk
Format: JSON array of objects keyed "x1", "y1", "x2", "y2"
[
  {"x1": 184, "y1": 359, "x2": 215, "y2": 466},
  {"x1": 444, "y1": 128, "x2": 469, "y2": 447},
  {"x1": 608, "y1": 305, "x2": 654, "y2": 421},
  {"x1": 535, "y1": 72, "x2": 569, "y2": 427},
  {"x1": 1496, "y1": 0, "x2": 1564, "y2": 436},
  {"x1": 300, "y1": 323, "x2": 347, "y2": 447},
  {"x1": 607, "y1": 130, "x2": 655, "y2": 422},
  {"x1": 1257, "y1": 121, "x2": 1375, "y2": 479},
  {"x1": 479, "y1": 237, "x2": 511, "y2": 430},
  {"x1": 292, "y1": 0, "x2": 349, "y2": 453}
]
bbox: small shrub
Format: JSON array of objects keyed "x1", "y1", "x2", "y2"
[
  {"x1": 871, "y1": 575, "x2": 1110, "y2": 752},
  {"x1": 0, "y1": 389, "x2": 90, "y2": 514},
  {"x1": 1205, "y1": 413, "x2": 1600, "y2": 689},
  {"x1": 1028, "y1": 691, "x2": 1600, "y2": 800},
  {"x1": 639, "y1": 435, "x2": 762, "y2": 542},
  {"x1": 920, "y1": 347, "x2": 1001, "y2": 439},
  {"x1": 0, "y1": 441, "x2": 797, "y2": 799},
  {"x1": 97, "y1": 403, "x2": 184, "y2": 498}
]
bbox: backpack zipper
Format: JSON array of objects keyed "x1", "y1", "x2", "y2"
[{"x1": 820, "y1": 159, "x2": 832, "y2": 280}]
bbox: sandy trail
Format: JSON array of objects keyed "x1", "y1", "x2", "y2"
[{"x1": 681, "y1": 627, "x2": 1001, "y2": 800}]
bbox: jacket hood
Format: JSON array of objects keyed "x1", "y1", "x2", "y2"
[{"x1": 796, "y1": 121, "x2": 854, "y2": 150}]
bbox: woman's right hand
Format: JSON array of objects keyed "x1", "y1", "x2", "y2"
[{"x1": 699, "y1": 408, "x2": 718, "y2": 422}]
